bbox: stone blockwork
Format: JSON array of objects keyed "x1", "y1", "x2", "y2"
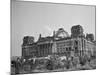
[{"x1": 22, "y1": 25, "x2": 96, "y2": 58}]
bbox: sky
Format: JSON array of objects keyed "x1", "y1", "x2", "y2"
[{"x1": 11, "y1": 0, "x2": 96, "y2": 56}]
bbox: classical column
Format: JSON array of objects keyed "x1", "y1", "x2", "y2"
[{"x1": 47, "y1": 43, "x2": 49, "y2": 55}]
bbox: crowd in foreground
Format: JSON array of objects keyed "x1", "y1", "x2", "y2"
[{"x1": 11, "y1": 53, "x2": 96, "y2": 75}]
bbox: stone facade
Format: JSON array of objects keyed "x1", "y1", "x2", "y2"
[{"x1": 22, "y1": 25, "x2": 96, "y2": 58}]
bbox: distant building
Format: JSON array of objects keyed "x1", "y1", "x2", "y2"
[{"x1": 22, "y1": 25, "x2": 96, "y2": 59}]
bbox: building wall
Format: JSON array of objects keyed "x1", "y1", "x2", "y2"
[
  {"x1": 22, "y1": 45, "x2": 37, "y2": 59},
  {"x1": 22, "y1": 37, "x2": 96, "y2": 58},
  {"x1": 85, "y1": 40, "x2": 96, "y2": 56},
  {"x1": 52, "y1": 37, "x2": 96, "y2": 56},
  {"x1": 55, "y1": 39, "x2": 73, "y2": 54},
  {"x1": 37, "y1": 42, "x2": 53, "y2": 57}
]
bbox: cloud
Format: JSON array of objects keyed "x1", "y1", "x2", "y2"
[{"x1": 44, "y1": 25, "x2": 53, "y2": 36}]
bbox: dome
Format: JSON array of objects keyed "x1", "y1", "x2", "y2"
[{"x1": 54, "y1": 28, "x2": 69, "y2": 38}]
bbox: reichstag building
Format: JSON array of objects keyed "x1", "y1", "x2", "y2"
[{"x1": 22, "y1": 25, "x2": 96, "y2": 59}]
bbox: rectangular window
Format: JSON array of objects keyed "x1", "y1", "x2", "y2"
[{"x1": 66, "y1": 48, "x2": 68, "y2": 51}]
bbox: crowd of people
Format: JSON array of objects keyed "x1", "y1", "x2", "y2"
[{"x1": 11, "y1": 52, "x2": 96, "y2": 75}]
